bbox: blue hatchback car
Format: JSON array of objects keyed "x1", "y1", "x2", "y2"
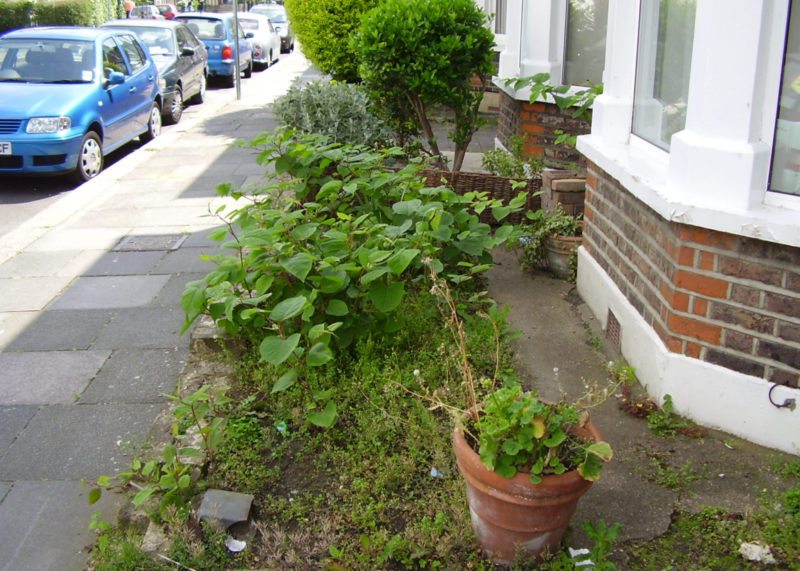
[
  {"x1": 176, "y1": 13, "x2": 252, "y2": 87},
  {"x1": 0, "y1": 27, "x2": 162, "y2": 182}
]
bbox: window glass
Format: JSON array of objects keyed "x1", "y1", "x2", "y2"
[
  {"x1": 770, "y1": 1, "x2": 800, "y2": 196},
  {"x1": 494, "y1": 0, "x2": 506, "y2": 35},
  {"x1": 117, "y1": 34, "x2": 146, "y2": 72},
  {"x1": 103, "y1": 37, "x2": 128, "y2": 77},
  {"x1": 564, "y1": 0, "x2": 608, "y2": 86},
  {"x1": 135, "y1": 27, "x2": 175, "y2": 56},
  {"x1": 632, "y1": 0, "x2": 697, "y2": 151}
]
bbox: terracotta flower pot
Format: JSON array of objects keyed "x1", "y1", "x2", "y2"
[
  {"x1": 452, "y1": 419, "x2": 602, "y2": 564},
  {"x1": 544, "y1": 233, "x2": 582, "y2": 279}
]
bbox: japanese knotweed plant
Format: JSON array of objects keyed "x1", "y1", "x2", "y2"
[{"x1": 181, "y1": 130, "x2": 525, "y2": 427}]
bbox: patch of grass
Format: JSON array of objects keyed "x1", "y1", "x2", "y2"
[
  {"x1": 617, "y1": 486, "x2": 800, "y2": 569},
  {"x1": 646, "y1": 394, "x2": 705, "y2": 438},
  {"x1": 772, "y1": 459, "x2": 800, "y2": 481},
  {"x1": 640, "y1": 455, "x2": 703, "y2": 492}
]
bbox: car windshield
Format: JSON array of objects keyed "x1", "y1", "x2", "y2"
[
  {"x1": 252, "y1": 7, "x2": 285, "y2": 23},
  {"x1": 135, "y1": 28, "x2": 175, "y2": 56},
  {"x1": 176, "y1": 17, "x2": 225, "y2": 40},
  {"x1": 0, "y1": 38, "x2": 95, "y2": 83}
]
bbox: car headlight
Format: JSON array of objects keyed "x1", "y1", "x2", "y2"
[
  {"x1": 26, "y1": 117, "x2": 71, "y2": 134},
  {"x1": 159, "y1": 77, "x2": 167, "y2": 90}
]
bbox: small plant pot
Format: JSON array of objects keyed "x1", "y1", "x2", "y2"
[
  {"x1": 452, "y1": 420, "x2": 602, "y2": 564},
  {"x1": 544, "y1": 233, "x2": 582, "y2": 279}
]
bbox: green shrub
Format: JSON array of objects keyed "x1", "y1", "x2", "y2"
[
  {"x1": 0, "y1": 1, "x2": 33, "y2": 34},
  {"x1": 31, "y1": 0, "x2": 119, "y2": 27},
  {"x1": 355, "y1": 0, "x2": 496, "y2": 172},
  {"x1": 284, "y1": 0, "x2": 379, "y2": 82},
  {"x1": 272, "y1": 80, "x2": 392, "y2": 147}
]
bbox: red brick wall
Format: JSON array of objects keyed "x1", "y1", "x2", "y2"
[
  {"x1": 497, "y1": 91, "x2": 590, "y2": 169},
  {"x1": 585, "y1": 162, "x2": 800, "y2": 388}
]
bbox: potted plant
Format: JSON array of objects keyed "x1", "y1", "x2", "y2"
[
  {"x1": 426, "y1": 262, "x2": 612, "y2": 564},
  {"x1": 520, "y1": 205, "x2": 583, "y2": 279}
]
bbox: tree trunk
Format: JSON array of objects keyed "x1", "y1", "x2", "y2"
[{"x1": 407, "y1": 93, "x2": 445, "y2": 169}]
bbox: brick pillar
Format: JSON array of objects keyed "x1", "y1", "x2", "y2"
[{"x1": 541, "y1": 169, "x2": 586, "y2": 215}]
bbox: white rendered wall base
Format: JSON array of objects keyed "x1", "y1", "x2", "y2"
[{"x1": 577, "y1": 247, "x2": 800, "y2": 456}]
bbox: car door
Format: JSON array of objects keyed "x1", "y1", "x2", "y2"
[
  {"x1": 175, "y1": 25, "x2": 203, "y2": 96},
  {"x1": 115, "y1": 33, "x2": 157, "y2": 137},
  {"x1": 233, "y1": 19, "x2": 251, "y2": 71},
  {"x1": 99, "y1": 36, "x2": 135, "y2": 147}
]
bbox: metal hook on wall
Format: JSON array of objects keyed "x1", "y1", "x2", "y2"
[{"x1": 768, "y1": 383, "x2": 797, "y2": 411}]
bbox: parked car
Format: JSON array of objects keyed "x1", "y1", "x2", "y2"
[
  {"x1": 236, "y1": 12, "x2": 279, "y2": 70},
  {"x1": 0, "y1": 26, "x2": 162, "y2": 182},
  {"x1": 102, "y1": 19, "x2": 207, "y2": 124},
  {"x1": 175, "y1": 12, "x2": 252, "y2": 87},
  {"x1": 249, "y1": 4, "x2": 293, "y2": 53},
  {"x1": 157, "y1": 4, "x2": 178, "y2": 20},
  {"x1": 130, "y1": 5, "x2": 165, "y2": 20}
]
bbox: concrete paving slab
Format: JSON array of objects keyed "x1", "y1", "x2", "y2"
[
  {"x1": 68, "y1": 208, "x2": 145, "y2": 229},
  {"x1": 5, "y1": 309, "x2": 115, "y2": 351},
  {"x1": 80, "y1": 347, "x2": 187, "y2": 404},
  {"x1": 0, "y1": 482, "x2": 9, "y2": 503},
  {"x1": 0, "y1": 276, "x2": 73, "y2": 311},
  {"x1": 183, "y1": 229, "x2": 224, "y2": 248},
  {"x1": 150, "y1": 272, "x2": 206, "y2": 306},
  {"x1": 137, "y1": 205, "x2": 212, "y2": 227},
  {"x1": 152, "y1": 247, "x2": 216, "y2": 274},
  {"x1": 0, "y1": 311, "x2": 38, "y2": 350},
  {"x1": 48, "y1": 275, "x2": 171, "y2": 310},
  {"x1": 0, "y1": 250, "x2": 85, "y2": 278},
  {"x1": 0, "y1": 403, "x2": 162, "y2": 480},
  {"x1": 0, "y1": 405, "x2": 36, "y2": 455},
  {"x1": 92, "y1": 306, "x2": 187, "y2": 350},
  {"x1": 81, "y1": 251, "x2": 165, "y2": 276},
  {"x1": 26, "y1": 228, "x2": 128, "y2": 252},
  {"x1": 0, "y1": 480, "x2": 124, "y2": 571},
  {"x1": 0, "y1": 351, "x2": 110, "y2": 405}
]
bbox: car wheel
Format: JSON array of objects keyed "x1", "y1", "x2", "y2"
[
  {"x1": 140, "y1": 102, "x2": 162, "y2": 142},
  {"x1": 72, "y1": 131, "x2": 103, "y2": 184},
  {"x1": 243, "y1": 58, "x2": 252, "y2": 78},
  {"x1": 164, "y1": 87, "x2": 183, "y2": 125},
  {"x1": 190, "y1": 73, "x2": 207, "y2": 104}
]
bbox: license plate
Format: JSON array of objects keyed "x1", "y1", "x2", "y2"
[{"x1": 0, "y1": 142, "x2": 10, "y2": 155}]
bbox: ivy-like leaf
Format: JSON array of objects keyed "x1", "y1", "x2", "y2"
[
  {"x1": 260, "y1": 334, "x2": 301, "y2": 366},
  {"x1": 307, "y1": 342, "x2": 334, "y2": 367},
  {"x1": 326, "y1": 299, "x2": 349, "y2": 316},
  {"x1": 387, "y1": 248, "x2": 420, "y2": 275},
  {"x1": 272, "y1": 368, "x2": 298, "y2": 393},
  {"x1": 308, "y1": 400, "x2": 337, "y2": 428},
  {"x1": 282, "y1": 253, "x2": 314, "y2": 282}
]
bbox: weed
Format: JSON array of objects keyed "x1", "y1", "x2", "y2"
[
  {"x1": 646, "y1": 394, "x2": 704, "y2": 438},
  {"x1": 643, "y1": 456, "x2": 703, "y2": 492},
  {"x1": 772, "y1": 459, "x2": 800, "y2": 481}
]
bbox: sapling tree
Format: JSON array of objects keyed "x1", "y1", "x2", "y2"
[{"x1": 355, "y1": 0, "x2": 495, "y2": 172}]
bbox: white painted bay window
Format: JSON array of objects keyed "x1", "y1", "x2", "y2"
[
  {"x1": 564, "y1": 0, "x2": 608, "y2": 86},
  {"x1": 770, "y1": 1, "x2": 800, "y2": 196},
  {"x1": 632, "y1": 0, "x2": 697, "y2": 151}
]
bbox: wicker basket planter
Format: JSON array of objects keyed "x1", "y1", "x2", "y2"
[{"x1": 422, "y1": 169, "x2": 541, "y2": 225}]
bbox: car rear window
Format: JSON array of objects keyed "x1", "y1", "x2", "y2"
[
  {"x1": 177, "y1": 17, "x2": 225, "y2": 40},
  {"x1": 238, "y1": 18, "x2": 259, "y2": 32}
]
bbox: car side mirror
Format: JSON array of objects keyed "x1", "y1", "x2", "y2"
[
  {"x1": 245, "y1": 32, "x2": 254, "y2": 39},
  {"x1": 181, "y1": 46, "x2": 195, "y2": 56},
  {"x1": 105, "y1": 70, "x2": 125, "y2": 85}
]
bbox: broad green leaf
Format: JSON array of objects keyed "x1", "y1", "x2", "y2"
[
  {"x1": 260, "y1": 334, "x2": 301, "y2": 366},
  {"x1": 369, "y1": 281, "x2": 404, "y2": 313},
  {"x1": 543, "y1": 429, "x2": 567, "y2": 448},
  {"x1": 272, "y1": 369, "x2": 298, "y2": 393},
  {"x1": 133, "y1": 488, "x2": 155, "y2": 507},
  {"x1": 531, "y1": 418, "x2": 546, "y2": 439},
  {"x1": 254, "y1": 275, "x2": 274, "y2": 295},
  {"x1": 291, "y1": 223, "x2": 319, "y2": 241},
  {"x1": 326, "y1": 299, "x2": 349, "y2": 316},
  {"x1": 387, "y1": 249, "x2": 420, "y2": 275},
  {"x1": 269, "y1": 296, "x2": 307, "y2": 322},
  {"x1": 207, "y1": 227, "x2": 228, "y2": 242},
  {"x1": 307, "y1": 342, "x2": 334, "y2": 367},
  {"x1": 317, "y1": 179, "x2": 343, "y2": 200},
  {"x1": 282, "y1": 253, "x2": 314, "y2": 282},
  {"x1": 87, "y1": 488, "x2": 102, "y2": 505},
  {"x1": 178, "y1": 475, "x2": 192, "y2": 489},
  {"x1": 455, "y1": 235, "x2": 487, "y2": 256},
  {"x1": 308, "y1": 400, "x2": 337, "y2": 428},
  {"x1": 577, "y1": 453, "x2": 604, "y2": 481},
  {"x1": 494, "y1": 225, "x2": 514, "y2": 243},
  {"x1": 392, "y1": 199, "x2": 422, "y2": 216},
  {"x1": 586, "y1": 441, "x2": 613, "y2": 462},
  {"x1": 491, "y1": 206, "x2": 511, "y2": 222},
  {"x1": 361, "y1": 267, "x2": 390, "y2": 284}
]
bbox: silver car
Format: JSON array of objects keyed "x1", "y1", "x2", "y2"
[{"x1": 236, "y1": 12, "x2": 279, "y2": 70}]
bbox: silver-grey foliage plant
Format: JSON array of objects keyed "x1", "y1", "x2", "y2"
[{"x1": 272, "y1": 80, "x2": 393, "y2": 147}]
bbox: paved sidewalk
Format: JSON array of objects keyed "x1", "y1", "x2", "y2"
[{"x1": 0, "y1": 53, "x2": 312, "y2": 571}]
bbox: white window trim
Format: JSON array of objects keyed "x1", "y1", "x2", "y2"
[{"x1": 579, "y1": 0, "x2": 800, "y2": 249}]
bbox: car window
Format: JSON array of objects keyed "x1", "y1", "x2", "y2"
[
  {"x1": 117, "y1": 34, "x2": 147, "y2": 72},
  {"x1": 238, "y1": 18, "x2": 259, "y2": 32},
  {"x1": 103, "y1": 37, "x2": 128, "y2": 77},
  {"x1": 177, "y1": 17, "x2": 225, "y2": 40},
  {"x1": 137, "y1": 28, "x2": 175, "y2": 56},
  {"x1": 175, "y1": 26, "x2": 192, "y2": 51}
]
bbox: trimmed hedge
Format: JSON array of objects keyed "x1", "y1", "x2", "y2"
[
  {"x1": 0, "y1": 1, "x2": 33, "y2": 33},
  {"x1": 0, "y1": 0, "x2": 121, "y2": 34},
  {"x1": 284, "y1": 0, "x2": 379, "y2": 82}
]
